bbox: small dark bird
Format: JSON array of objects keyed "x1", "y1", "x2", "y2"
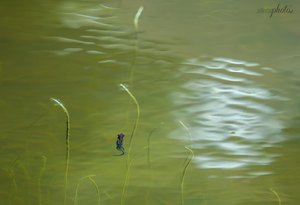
[{"x1": 116, "y1": 133, "x2": 125, "y2": 155}]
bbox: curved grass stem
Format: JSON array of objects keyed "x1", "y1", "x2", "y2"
[
  {"x1": 88, "y1": 176, "x2": 101, "y2": 205},
  {"x1": 134, "y1": 6, "x2": 144, "y2": 31},
  {"x1": 147, "y1": 128, "x2": 156, "y2": 167},
  {"x1": 120, "y1": 159, "x2": 134, "y2": 205},
  {"x1": 50, "y1": 98, "x2": 70, "y2": 205},
  {"x1": 74, "y1": 175, "x2": 100, "y2": 205},
  {"x1": 181, "y1": 146, "x2": 194, "y2": 205},
  {"x1": 270, "y1": 188, "x2": 281, "y2": 205},
  {"x1": 119, "y1": 8, "x2": 143, "y2": 205},
  {"x1": 38, "y1": 155, "x2": 47, "y2": 205},
  {"x1": 179, "y1": 121, "x2": 192, "y2": 144},
  {"x1": 129, "y1": 6, "x2": 144, "y2": 85},
  {"x1": 119, "y1": 84, "x2": 140, "y2": 159},
  {"x1": 119, "y1": 84, "x2": 139, "y2": 205},
  {"x1": 7, "y1": 157, "x2": 31, "y2": 204}
]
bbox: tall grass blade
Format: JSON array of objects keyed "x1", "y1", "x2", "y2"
[
  {"x1": 119, "y1": 8, "x2": 143, "y2": 205},
  {"x1": 6, "y1": 157, "x2": 31, "y2": 204},
  {"x1": 145, "y1": 128, "x2": 156, "y2": 204},
  {"x1": 88, "y1": 176, "x2": 101, "y2": 205},
  {"x1": 270, "y1": 188, "x2": 282, "y2": 205},
  {"x1": 180, "y1": 146, "x2": 194, "y2": 205},
  {"x1": 74, "y1": 175, "x2": 100, "y2": 205},
  {"x1": 179, "y1": 121, "x2": 192, "y2": 144},
  {"x1": 129, "y1": 6, "x2": 144, "y2": 84},
  {"x1": 120, "y1": 159, "x2": 134, "y2": 205},
  {"x1": 147, "y1": 128, "x2": 156, "y2": 167},
  {"x1": 38, "y1": 155, "x2": 47, "y2": 205},
  {"x1": 50, "y1": 98, "x2": 70, "y2": 205},
  {"x1": 119, "y1": 85, "x2": 140, "y2": 204},
  {"x1": 134, "y1": 6, "x2": 144, "y2": 31},
  {"x1": 119, "y1": 84, "x2": 140, "y2": 158}
]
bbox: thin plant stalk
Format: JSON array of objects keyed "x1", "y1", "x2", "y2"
[
  {"x1": 270, "y1": 188, "x2": 281, "y2": 205},
  {"x1": 8, "y1": 158, "x2": 20, "y2": 194},
  {"x1": 7, "y1": 157, "x2": 31, "y2": 204},
  {"x1": 74, "y1": 175, "x2": 100, "y2": 205},
  {"x1": 179, "y1": 121, "x2": 192, "y2": 144},
  {"x1": 134, "y1": 6, "x2": 144, "y2": 31},
  {"x1": 88, "y1": 176, "x2": 101, "y2": 205},
  {"x1": 119, "y1": 84, "x2": 139, "y2": 205},
  {"x1": 145, "y1": 128, "x2": 156, "y2": 205},
  {"x1": 119, "y1": 84, "x2": 140, "y2": 159},
  {"x1": 179, "y1": 120, "x2": 194, "y2": 205},
  {"x1": 8, "y1": 168, "x2": 17, "y2": 205},
  {"x1": 120, "y1": 159, "x2": 134, "y2": 205},
  {"x1": 181, "y1": 146, "x2": 194, "y2": 205},
  {"x1": 120, "y1": 8, "x2": 142, "y2": 201},
  {"x1": 129, "y1": 6, "x2": 144, "y2": 84},
  {"x1": 147, "y1": 128, "x2": 156, "y2": 167},
  {"x1": 38, "y1": 155, "x2": 47, "y2": 205},
  {"x1": 50, "y1": 98, "x2": 70, "y2": 205}
]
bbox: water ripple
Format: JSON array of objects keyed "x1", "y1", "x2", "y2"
[
  {"x1": 46, "y1": 3, "x2": 176, "y2": 68},
  {"x1": 171, "y1": 56, "x2": 286, "y2": 176}
]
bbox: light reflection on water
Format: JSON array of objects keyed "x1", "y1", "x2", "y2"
[{"x1": 171, "y1": 56, "x2": 286, "y2": 175}]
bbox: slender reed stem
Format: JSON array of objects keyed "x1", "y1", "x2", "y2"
[
  {"x1": 50, "y1": 98, "x2": 70, "y2": 205},
  {"x1": 8, "y1": 158, "x2": 20, "y2": 193},
  {"x1": 118, "y1": 84, "x2": 137, "y2": 203},
  {"x1": 120, "y1": 8, "x2": 143, "y2": 205},
  {"x1": 7, "y1": 165, "x2": 17, "y2": 205},
  {"x1": 147, "y1": 128, "x2": 156, "y2": 167},
  {"x1": 181, "y1": 146, "x2": 194, "y2": 205},
  {"x1": 120, "y1": 159, "x2": 134, "y2": 205},
  {"x1": 7, "y1": 157, "x2": 31, "y2": 204},
  {"x1": 38, "y1": 155, "x2": 47, "y2": 205},
  {"x1": 270, "y1": 188, "x2": 281, "y2": 205},
  {"x1": 88, "y1": 176, "x2": 101, "y2": 205},
  {"x1": 145, "y1": 128, "x2": 156, "y2": 205},
  {"x1": 129, "y1": 6, "x2": 144, "y2": 84},
  {"x1": 134, "y1": 7, "x2": 144, "y2": 31},
  {"x1": 179, "y1": 121, "x2": 192, "y2": 144},
  {"x1": 74, "y1": 175, "x2": 100, "y2": 205},
  {"x1": 119, "y1": 84, "x2": 140, "y2": 159}
]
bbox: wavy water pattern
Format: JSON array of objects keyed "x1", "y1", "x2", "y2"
[
  {"x1": 171, "y1": 56, "x2": 286, "y2": 177},
  {"x1": 45, "y1": 3, "x2": 176, "y2": 69}
]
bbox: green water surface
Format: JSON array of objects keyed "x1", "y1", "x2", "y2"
[{"x1": 1, "y1": 0, "x2": 300, "y2": 205}]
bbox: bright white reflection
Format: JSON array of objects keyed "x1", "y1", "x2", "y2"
[{"x1": 171, "y1": 56, "x2": 285, "y2": 175}]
